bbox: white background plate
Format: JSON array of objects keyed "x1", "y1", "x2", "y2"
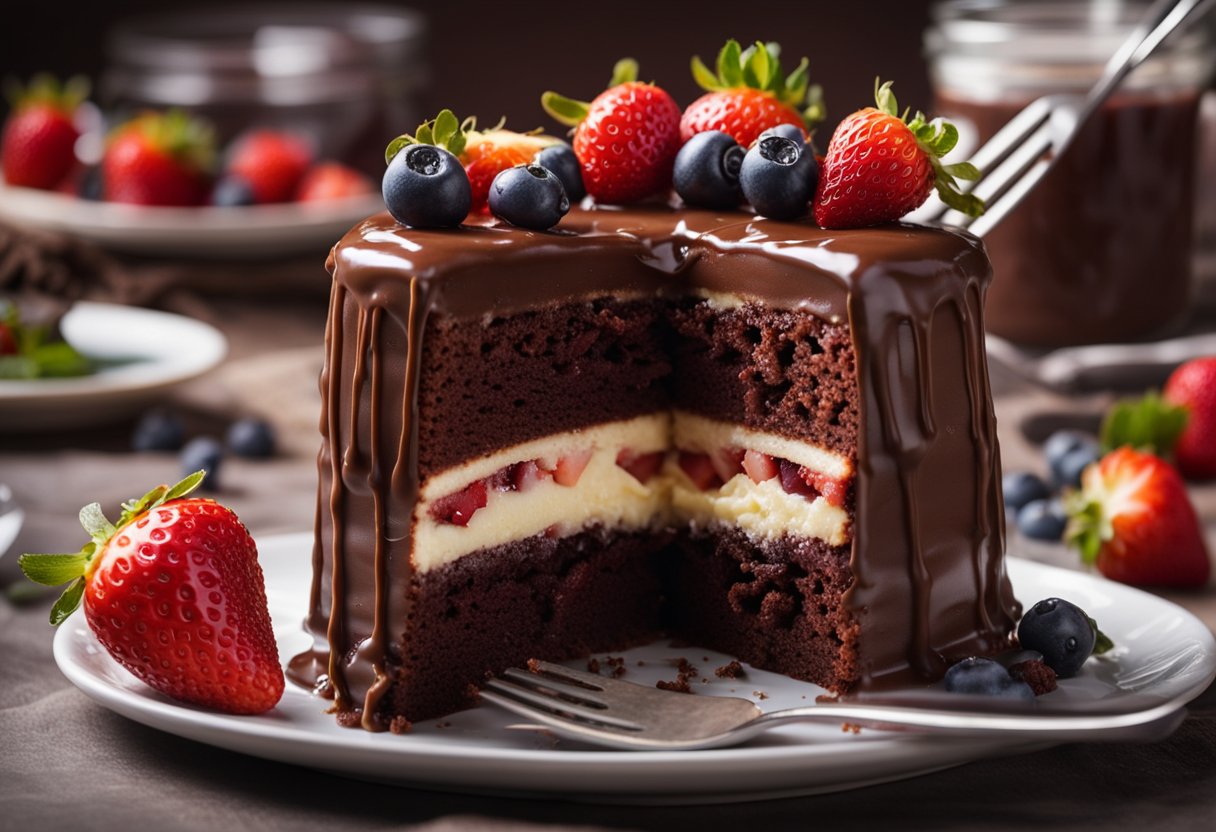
[
  {"x1": 0, "y1": 301, "x2": 226, "y2": 430},
  {"x1": 0, "y1": 182, "x2": 381, "y2": 258},
  {"x1": 53, "y1": 532, "x2": 1216, "y2": 803}
]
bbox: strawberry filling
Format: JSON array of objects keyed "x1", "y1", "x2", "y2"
[
  {"x1": 682, "y1": 446, "x2": 848, "y2": 508},
  {"x1": 616, "y1": 449, "x2": 666, "y2": 484}
]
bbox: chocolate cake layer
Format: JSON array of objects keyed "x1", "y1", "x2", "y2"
[
  {"x1": 668, "y1": 528, "x2": 859, "y2": 691},
  {"x1": 418, "y1": 298, "x2": 669, "y2": 477},
  {"x1": 384, "y1": 527, "x2": 668, "y2": 725},
  {"x1": 668, "y1": 299, "x2": 859, "y2": 454},
  {"x1": 295, "y1": 205, "x2": 1020, "y2": 727}
]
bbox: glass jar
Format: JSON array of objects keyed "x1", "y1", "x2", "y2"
[
  {"x1": 101, "y1": 4, "x2": 428, "y2": 176},
  {"x1": 926, "y1": 0, "x2": 1215, "y2": 347}
]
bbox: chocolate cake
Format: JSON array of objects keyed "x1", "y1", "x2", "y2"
[{"x1": 289, "y1": 204, "x2": 1020, "y2": 729}]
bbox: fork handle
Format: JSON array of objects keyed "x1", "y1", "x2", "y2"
[{"x1": 747, "y1": 702, "x2": 1187, "y2": 744}]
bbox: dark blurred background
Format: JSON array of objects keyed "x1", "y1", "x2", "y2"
[{"x1": 0, "y1": 0, "x2": 939, "y2": 133}]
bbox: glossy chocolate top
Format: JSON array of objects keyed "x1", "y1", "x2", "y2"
[{"x1": 330, "y1": 204, "x2": 989, "y2": 320}]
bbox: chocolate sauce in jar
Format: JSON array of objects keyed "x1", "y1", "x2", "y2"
[{"x1": 927, "y1": 0, "x2": 1215, "y2": 348}]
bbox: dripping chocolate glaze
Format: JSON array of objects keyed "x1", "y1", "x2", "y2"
[{"x1": 289, "y1": 204, "x2": 1020, "y2": 727}]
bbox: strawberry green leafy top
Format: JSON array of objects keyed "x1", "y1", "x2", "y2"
[{"x1": 690, "y1": 39, "x2": 825, "y2": 128}]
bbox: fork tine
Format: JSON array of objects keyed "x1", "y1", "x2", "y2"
[
  {"x1": 481, "y1": 679, "x2": 645, "y2": 731},
  {"x1": 939, "y1": 119, "x2": 1055, "y2": 230},
  {"x1": 526, "y1": 659, "x2": 614, "y2": 690},
  {"x1": 500, "y1": 667, "x2": 609, "y2": 708}
]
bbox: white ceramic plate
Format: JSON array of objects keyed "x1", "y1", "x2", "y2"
[
  {"x1": 53, "y1": 533, "x2": 1216, "y2": 804},
  {"x1": 0, "y1": 302, "x2": 226, "y2": 430},
  {"x1": 0, "y1": 181, "x2": 381, "y2": 258}
]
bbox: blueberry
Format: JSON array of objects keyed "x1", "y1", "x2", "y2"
[
  {"x1": 757, "y1": 124, "x2": 807, "y2": 144},
  {"x1": 1054, "y1": 445, "x2": 1100, "y2": 489},
  {"x1": 181, "y1": 437, "x2": 224, "y2": 491},
  {"x1": 226, "y1": 417, "x2": 276, "y2": 459},
  {"x1": 383, "y1": 144, "x2": 471, "y2": 229},
  {"x1": 673, "y1": 130, "x2": 744, "y2": 210},
  {"x1": 78, "y1": 166, "x2": 104, "y2": 201},
  {"x1": 1017, "y1": 597, "x2": 1096, "y2": 678},
  {"x1": 1043, "y1": 430, "x2": 1098, "y2": 486},
  {"x1": 944, "y1": 657, "x2": 1035, "y2": 701},
  {"x1": 533, "y1": 144, "x2": 585, "y2": 202},
  {"x1": 212, "y1": 175, "x2": 256, "y2": 207},
  {"x1": 1002, "y1": 471, "x2": 1052, "y2": 512},
  {"x1": 131, "y1": 409, "x2": 185, "y2": 452},
  {"x1": 488, "y1": 164, "x2": 569, "y2": 230},
  {"x1": 740, "y1": 135, "x2": 817, "y2": 220},
  {"x1": 1016, "y1": 498, "x2": 1067, "y2": 541}
]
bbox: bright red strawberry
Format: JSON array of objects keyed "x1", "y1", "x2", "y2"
[
  {"x1": 616, "y1": 449, "x2": 665, "y2": 484},
  {"x1": 295, "y1": 161, "x2": 372, "y2": 202},
  {"x1": 1164, "y1": 357, "x2": 1216, "y2": 480},
  {"x1": 542, "y1": 59, "x2": 681, "y2": 204},
  {"x1": 553, "y1": 449, "x2": 594, "y2": 487},
  {"x1": 429, "y1": 480, "x2": 488, "y2": 526},
  {"x1": 814, "y1": 80, "x2": 983, "y2": 229},
  {"x1": 19, "y1": 472, "x2": 284, "y2": 714},
  {"x1": 0, "y1": 322, "x2": 16, "y2": 355},
  {"x1": 680, "y1": 40, "x2": 824, "y2": 148},
  {"x1": 1065, "y1": 447, "x2": 1210, "y2": 587},
  {"x1": 742, "y1": 450, "x2": 779, "y2": 483},
  {"x1": 1, "y1": 75, "x2": 88, "y2": 190},
  {"x1": 226, "y1": 129, "x2": 313, "y2": 203},
  {"x1": 103, "y1": 111, "x2": 214, "y2": 206}
]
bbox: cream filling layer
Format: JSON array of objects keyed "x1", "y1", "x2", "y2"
[
  {"x1": 412, "y1": 412, "x2": 854, "y2": 573},
  {"x1": 413, "y1": 415, "x2": 671, "y2": 574},
  {"x1": 670, "y1": 467, "x2": 851, "y2": 547},
  {"x1": 673, "y1": 410, "x2": 853, "y2": 480}
]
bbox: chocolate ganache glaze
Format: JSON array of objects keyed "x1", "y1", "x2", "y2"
[{"x1": 291, "y1": 204, "x2": 1020, "y2": 728}]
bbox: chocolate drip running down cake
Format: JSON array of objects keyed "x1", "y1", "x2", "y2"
[{"x1": 289, "y1": 204, "x2": 1020, "y2": 729}]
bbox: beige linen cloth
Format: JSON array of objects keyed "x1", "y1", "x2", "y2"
[{"x1": 1, "y1": 225, "x2": 1214, "y2": 831}]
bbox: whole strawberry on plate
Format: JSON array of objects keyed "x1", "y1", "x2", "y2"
[
  {"x1": 1065, "y1": 446, "x2": 1211, "y2": 588},
  {"x1": 814, "y1": 79, "x2": 983, "y2": 229},
  {"x1": 225, "y1": 129, "x2": 314, "y2": 204},
  {"x1": 296, "y1": 161, "x2": 373, "y2": 202},
  {"x1": 1, "y1": 74, "x2": 89, "y2": 190},
  {"x1": 1164, "y1": 356, "x2": 1216, "y2": 480},
  {"x1": 19, "y1": 471, "x2": 284, "y2": 714},
  {"x1": 103, "y1": 110, "x2": 214, "y2": 206},
  {"x1": 542, "y1": 59, "x2": 682, "y2": 204},
  {"x1": 681, "y1": 39, "x2": 824, "y2": 148}
]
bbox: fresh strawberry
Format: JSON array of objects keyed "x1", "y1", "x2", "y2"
[
  {"x1": 542, "y1": 59, "x2": 682, "y2": 204},
  {"x1": 680, "y1": 40, "x2": 824, "y2": 148},
  {"x1": 1, "y1": 75, "x2": 88, "y2": 190},
  {"x1": 1065, "y1": 447, "x2": 1210, "y2": 587},
  {"x1": 553, "y1": 449, "x2": 594, "y2": 487},
  {"x1": 814, "y1": 80, "x2": 983, "y2": 229},
  {"x1": 742, "y1": 449, "x2": 779, "y2": 483},
  {"x1": 1164, "y1": 357, "x2": 1216, "y2": 480},
  {"x1": 511, "y1": 459, "x2": 553, "y2": 492},
  {"x1": 778, "y1": 458, "x2": 815, "y2": 498},
  {"x1": 616, "y1": 449, "x2": 665, "y2": 484},
  {"x1": 710, "y1": 447, "x2": 745, "y2": 484},
  {"x1": 103, "y1": 111, "x2": 214, "y2": 206},
  {"x1": 295, "y1": 162, "x2": 372, "y2": 202},
  {"x1": 802, "y1": 468, "x2": 848, "y2": 508},
  {"x1": 18, "y1": 472, "x2": 283, "y2": 714},
  {"x1": 226, "y1": 129, "x2": 312, "y2": 203}
]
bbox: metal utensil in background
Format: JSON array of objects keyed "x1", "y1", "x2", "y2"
[{"x1": 0, "y1": 483, "x2": 25, "y2": 562}]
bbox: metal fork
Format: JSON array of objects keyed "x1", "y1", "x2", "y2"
[
  {"x1": 915, "y1": 0, "x2": 1215, "y2": 238},
  {"x1": 480, "y1": 660, "x2": 1188, "y2": 750}
]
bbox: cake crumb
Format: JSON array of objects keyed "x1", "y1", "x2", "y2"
[
  {"x1": 715, "y1": 660, "x2": 745, "y2": 679},
  {"x1": 752, "y1": 690, "x2": 769, "y2": 701},
  {"x1": 586, "y1": 657, "x2": 601, "y2": 674},
  {"x1": 335, "y1": 710, "x2": 362, "y2": 729},
  {"x1": 435, "y1": 720, "x2": 452, "y2": 729},
  {"x1": 1010, "y1": 659, "x2": 1059, "y2": 695},
  {"x1": 606, "y1": 656, "x2": 627, "y2": 678},
  {"x1": 841, "y1": 722, "x2": 862, "y2": 734},
  {"x1": 676, "y1": 657, "x2": 698, "y2": 677},
  {"x1": 465, "y1": 683, "x2": 482, "y2": 704},
  {"x1": 526, "y1": 658, "x2": 542, "y2": 674},
  {"x1": 702, "y1": 656, "x2": 710, "y2": 662},
  {"x1": 390, "y1": 715, "x2": 412, "y2": 734},
  {"x1": 657, "y1": 677, "x2": 692, "y2": 694},
  {"x1": 701, "y1": 677, "x2": 709, "y2": 683},
  {"x1": 636, "y1": 660, "x2": 646, "y2": 667}
]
